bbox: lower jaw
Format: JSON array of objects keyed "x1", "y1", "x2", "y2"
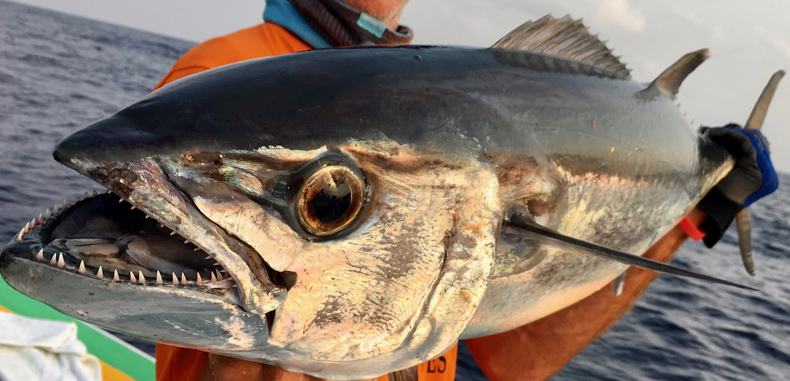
[
  {"x1": 6, "y1": 191, "x2": 246, "y2": 304},
  {"x1": 0, "y1": 251, "x2": 270, "y2": 350}
]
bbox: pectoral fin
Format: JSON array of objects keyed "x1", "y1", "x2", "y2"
[{"x1": 507, "y1": 213, "x2": 757, "y2": 291}]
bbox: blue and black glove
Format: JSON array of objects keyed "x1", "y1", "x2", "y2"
[{"x1": 697, "y1": 124, "x2": 779, "y2": 247}]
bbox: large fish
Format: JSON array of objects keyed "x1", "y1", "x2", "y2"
[{"x1": 0, "y1": 15, "x2": 781, "y2": 378}]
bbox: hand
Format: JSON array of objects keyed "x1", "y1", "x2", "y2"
[
  {"x1": 697, "y1": 124, "x2": 779, "y2": 246},
  {"x1": 702, "y1": 124, "x2": 778, "y2": 206}
]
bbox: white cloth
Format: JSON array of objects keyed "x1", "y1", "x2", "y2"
[{"x1": 0, "y1": 312, "x2": 101, "y2": 381}]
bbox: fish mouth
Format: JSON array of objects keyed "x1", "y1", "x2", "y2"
[
  {"x1": 5, "y1": 167, "x2": 289, "y2": 318},
  {"x1": 9, "y1": 192, "x2": 240, "y2": 297}
]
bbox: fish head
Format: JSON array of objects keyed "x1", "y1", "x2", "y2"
[{"x1": 9, "y1": 49, "x2": 503, "y2": 373}]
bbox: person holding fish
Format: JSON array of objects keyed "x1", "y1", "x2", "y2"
[{"x1": 147, "y1": 1, "x2": 779, "y2": 380}]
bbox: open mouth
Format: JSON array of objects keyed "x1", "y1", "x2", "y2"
[{"x1": 10, "y1": 190, "x2": 282, "y2": 308}]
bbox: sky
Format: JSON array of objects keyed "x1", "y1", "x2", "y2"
[{"x1": 10, "y1": 0, "x2": 790, "y2": 172}]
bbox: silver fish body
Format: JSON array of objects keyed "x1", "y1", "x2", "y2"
[{"x1": 1, "y1": 45, "x2": 732, "y2": 378}]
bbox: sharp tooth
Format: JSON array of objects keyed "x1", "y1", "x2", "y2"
[
  {"x1": 159, "y1": 224, "x2": 164, "y2": 228},
  {"x1": 155, "y1": 271, "x2": 163, "y2": 285},
  {"x1": 194, "y1": 247, "x2": 200, "y2": 251},
  {"x1": 96, "y1": 266, "x2": 104, "y2": 279},
  {"x1": 23, "y1": 221, "x2": 30, "y2": 231},
  {"x1": 57, "y1": 253, "x2": 66, "y2": 268},
  {"x1": 84, "y1": 192, "x2": 89, "y2": 199},
  {"x1": 36, "y1": 249, "x2": 45, "y2": 260},
  {"x1": 113, "y1": 270, "x2": 120, "y2": 281},
  {"x1": 130, "y1": 205, "x2": 135, "y2": 210},
  {"x1": 213, "y1": 262, "x2": 220, "y2": 266},
  {"x1": 172, "y1": 272, "x2": 178, "y2": 285},
  {"x1": 180, "y1": 273, "x2": 187, "y2": 285},
  {"x1": 106, "y1": 189, "x2": 112, "y2": 194},
  {"x1": 44, "y1": 208, "x2": 51, "y2": 220},
  {"x1": 62, "y1": 200, "x2": 68, "y2": 208},
  {"x1": 196, "y1": 273, "x2": 203, "y2": 285},
  {"x1": 129, "y1": 271, "x2": 137, "y2": 283},
  {"x1": 210, "y1": 272, "x2": 217, "y2": 283},
  {"x1": 53, "y1": 205, "x2": 59, "y2": 214},
  {"x1": 205, "y1": 256, "x2": 212, "y2": 260},
  {"x1": 37, "y1": 213, "x2": 43, "y2": 224},
  {"x1": 138, "y1": 271, "x2": 146, "y2": 284},
  {"x1": 78, "y1": 260, "x2": 86, "y2": 273},
  {"x1": 92, "y1": 190, "x2": 98, "y2": 196},
  {"x1": 184, "y1": 239, "x2": 190, "y2": 244},
  {"x1": 50, "y1": 253, "x2": 57, "y2": 265},
  {"x1": 144, "y1": 215, "x2": 149, "y2": 219},
  {"x1": 16, "y1": 232, "x2": 23, "y2": 242},
  {"x1": 118, "y1": 198, "x2": 124, "y2": 203},
  {"x1": 169, "y1": 231, "x2": 176, "y2": 236},
  {"x1": 30, "y1": 217, "x2": 37, "y2": 227}
]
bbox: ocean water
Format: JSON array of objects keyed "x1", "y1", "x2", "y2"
[{"x1": 1, "y1": 1, "x2": 789, "y2": 380}]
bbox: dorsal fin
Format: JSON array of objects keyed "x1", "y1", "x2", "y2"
[
  {"x1": 493, "y1": 15, "x2": 630, "y2": 79},
  {"x1": 640, "y1": 48, "x2": 712, "y2": 100}
]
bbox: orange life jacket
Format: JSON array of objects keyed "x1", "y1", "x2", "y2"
[
  {"x1": 152, "y1": 23, "x2": 311, "y2": 91},
  {"x1": 153, "y1": 21, "x2": 456, "y2": 381}
]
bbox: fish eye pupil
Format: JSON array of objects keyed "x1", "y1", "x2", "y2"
[
  {"x1": 312, "y1": 180, "x2": 352, "y2": 223},
  {"x1": 295, "y1": 165, "x2": 365, "y2": 237}
]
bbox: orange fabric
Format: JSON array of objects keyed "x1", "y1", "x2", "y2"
[
  {"x1": 416, "y1": 344, "x2": 457, "y2": 381},
  {"x1": 153, "y1": 22, "x2": 457, "y2": 381},
  {"x1": 153, "y1": 23, "x2": 311, "y2": 90},
  {"x1": 464, "y1": 209, "x2": 706, "y2": 380},
  {"x1": 154, "y1": 342, "x2": 456, "y2": 381},
  {"x1": 156, "y1": 343, "x2": 208, "y2": 381}
]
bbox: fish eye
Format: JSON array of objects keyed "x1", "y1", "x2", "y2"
[{"x1": 294, "y1": 165, "x2": 365, "y2": 237}]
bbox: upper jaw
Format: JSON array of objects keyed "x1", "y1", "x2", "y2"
[{"x1": 62, "y1": 155, "x2": 287, "y2": 315}]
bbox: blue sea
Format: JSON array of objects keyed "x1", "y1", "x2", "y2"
[{"x1": 1, "y1": 1, "x2": 789, "y2": 379}]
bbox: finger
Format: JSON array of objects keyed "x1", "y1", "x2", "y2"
[
  {"x1": 742, "y1": 129, "x2": 767, "y2": 152},
  {"x1": 751, "y1": 129, "x2": 771, "y2": 153},
  {"x1": 706, "y1": 127, "x2": 757, "y2": 159}
]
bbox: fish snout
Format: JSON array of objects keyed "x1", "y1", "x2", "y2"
[
  {"x1": 53, "y1": 113, "x2": 166, "y2": 169},
  {"x1": 53, "y1": 126, "x2": 100, "y2": 169}
]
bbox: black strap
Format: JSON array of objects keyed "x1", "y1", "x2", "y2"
[
  {"x1": 696, "y1": 187, "x2": 743, "y2": 248},
  {"x1": 289, "y1": 0, "x2": 413, "y2": 47}
]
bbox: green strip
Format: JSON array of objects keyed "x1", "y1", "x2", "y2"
[{"x1": 0, "y1": 276, "x2": 155, "y2": 381}]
